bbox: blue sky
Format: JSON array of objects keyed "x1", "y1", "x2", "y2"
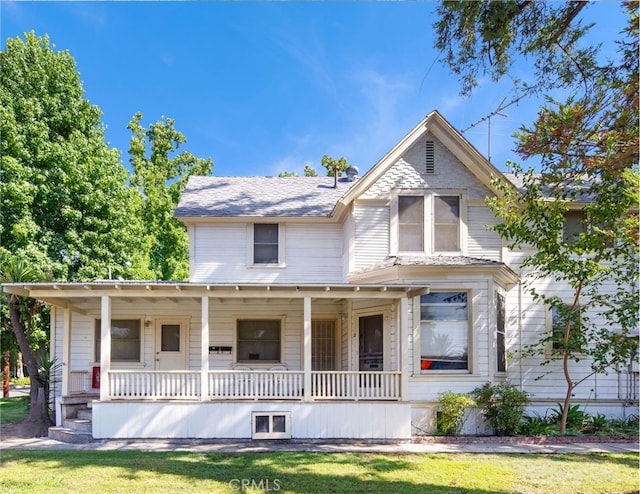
[{"x1": 1, "y1": 1, "x2": 627, "y2": 177}]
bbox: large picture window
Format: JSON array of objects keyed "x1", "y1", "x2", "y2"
[
  {"x1": 237, "y1": 319, "x2": 281, "y2": 363},
  {"x1": 95, "y1": 319, "x2": 141, "y2": 362},
  {"x1": 420, "y1": 292, "x2": 468, "y2": 371}
]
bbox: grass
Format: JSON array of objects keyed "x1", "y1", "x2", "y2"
[
  {"x1": 0, "y1": 395, "x2": 29, "y2": 424},
  {"x1": 0, "y1": 450, "x2": 637, "y2": 494}
]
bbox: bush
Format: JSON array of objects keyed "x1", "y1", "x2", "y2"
[
  {"x1": 549, "y1": 403, "x2": 588, "y2": 431},
  {"x1": 435, "y1": 391, "x2": 476, "y2": 435},
  {"x1": 472, "y1": 382, "x2": 529, "y2": 436},
  {"x1": 520, "y1": 414, "x2": 554, "y2": 436}
]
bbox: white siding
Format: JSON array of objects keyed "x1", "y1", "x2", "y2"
[
  {"x1": 467, "y1": 205, "x2": 502, "y2": 261},
  {"x1": 190, "y1": 223, "x2": 345, "y2": 283},
  {"x1": 93, "y1": 401, "x2": 411, "y2": 439},
  {"x1": 352, "y1": 203, "x2": 389, "y2": 272}
]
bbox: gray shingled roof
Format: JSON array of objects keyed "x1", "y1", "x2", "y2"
[
  {"x1": 354, "y1": 255, "x2": 506, "y2": 275},
  {"x1": 175, "y1": 176, "x2": 357, "y2": 218}
]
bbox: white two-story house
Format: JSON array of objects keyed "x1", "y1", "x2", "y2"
[{"x1": 4, "y1": 110, "x2": 637, "y2": 441}]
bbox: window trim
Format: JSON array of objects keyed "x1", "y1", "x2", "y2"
[
  {"x1": 247, "y1": 223, "x2": 286, "y2": 268},
  {"x1": 94, "y1": 317, "x2": 144, "y2": 365},
  {"x1": 252, "y1": 411, "x2": 292, "y2": 440},
  {"x1": 391, "y1": 189, "x2": 467, "y2": 256},
  {"x1": 413, "y1": 290, "x2": 472, "y2": 375},
  {"x1": 233, "y1": 316, "x2": 285, "y2": 365}
]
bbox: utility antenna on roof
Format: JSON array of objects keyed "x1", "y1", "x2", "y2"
[{"x1": 461, "y1": 94, "x2": 526, "y2": 162}]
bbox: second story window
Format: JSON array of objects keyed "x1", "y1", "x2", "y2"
[
  {"x1": 253, "y1": 224, "x2": 279, "y2": 264},
  {"x1": 434, "y1": 195, "x2": 460, "y2": 252},
  {"x1": 395, "y1": 193, "x2": 463, "y2": 255},
  {"x1": 399, "y1": 195, "x2": 424, "y2": 251}
]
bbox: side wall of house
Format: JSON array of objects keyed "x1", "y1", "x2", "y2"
[
  {"x1": 189, "y1": 223, "x2": 345, "y2": 283},
  {"x1": 505, "y1": 249, "x2": 639, "y2": 418}
]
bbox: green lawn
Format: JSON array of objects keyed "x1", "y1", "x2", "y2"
[
  {"x1": 0, "y1": 450, "x2": 637, "y2": 494},
  {"x1": 0, "y1": 395, "x2": 29, "y2": 424}
]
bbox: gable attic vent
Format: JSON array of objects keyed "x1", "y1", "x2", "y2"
[{"x1": 425, "y1": 140, "x2": 435, "y2": 174}]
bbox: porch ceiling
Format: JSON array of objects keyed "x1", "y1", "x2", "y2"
[{"x1": 2, "y1": 281, "x2": 422, "y2": 310}]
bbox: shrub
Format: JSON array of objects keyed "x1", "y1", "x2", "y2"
[
  {"x1": 549, "y1": 403, "x2": 588, "y2": 431},
  {"x1": 472, "y1": 382, "x2": 529, "y2": 436},
  {"x1": 521, "y1": 414, "x2": 554, "y2": 436},
  {"x1": 435, "y1": 391, "x2": 476, "y2": 435}
]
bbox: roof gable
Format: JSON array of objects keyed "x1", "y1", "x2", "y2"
[{"x1": 337, "y1": 110, "x2": 511, "y2": 207}]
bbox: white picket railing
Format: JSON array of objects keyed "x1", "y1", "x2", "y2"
[
  {"x1": 312, "y1": 371, "x2": 401, "y2": 400},
  {"x1": 106, "y1": 370, "x2": 401, "y2": 401},
  {"x1": 109, "y1": 371, "x2": 200, "y2": 400},
  {"x1": 209, "y1": 370, "x2": 304, "y2": 400}
]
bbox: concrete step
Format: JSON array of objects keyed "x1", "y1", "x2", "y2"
[
  {"x1": 77, "y1": 408, "x2": 93, "y2": 420},
  {"x1": 48, "y1": 426, "x2": 93, "y2": 444},
  {"x1": 62, "y1": 418, "x2": 92, "y2": 433}
]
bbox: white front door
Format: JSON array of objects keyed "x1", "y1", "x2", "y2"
[{"x1": 155, "y1": 319, "x2": 188, "y2": 370}]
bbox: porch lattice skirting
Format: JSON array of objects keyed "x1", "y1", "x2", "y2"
[{"x1": 106, "y1": 370, "x2": 402, "y2": 401}]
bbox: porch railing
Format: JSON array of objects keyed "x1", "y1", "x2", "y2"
[
  {"x1": 209, "y1": 370, "x2": 304, "y2": 400},
  {"x1": 106, "y1": 370, "x2": 401, "y2": 401},
  {"x1": 312, "y1": 371, "x2": 401, "y2": 400},
  {"x1": 109, "y1": 370, "x2": 200, "y2": 399}
]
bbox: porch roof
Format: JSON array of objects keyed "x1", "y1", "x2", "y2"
[{"x1": 1, "y1": 281, "x2": 422, "y2": 309}]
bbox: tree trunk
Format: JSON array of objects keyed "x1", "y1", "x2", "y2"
[
  {"x1": 560, "y1": 351, "x2": 573, "y2": 434},
  {"x1": 16, "y1": 352, "x2": 24, "y2": 379},
  {"x1": 6, "y1": 294, "x2": 53, "y2": 436},
  {"x1": 2, "y1": 351, "x2": 9, "y2": 398}
]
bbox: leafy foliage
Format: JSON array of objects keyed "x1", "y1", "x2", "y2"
[
  {"x1": 128, "y1": 112, "x2": 213, "y2": 280},
  {"x1": 472, "y1": 382, "x2": 529, "y2": 436},
  {"x1": 435, "y1": 391, "x2": 476, "y2": 435},
  {"x1": 0, "y1": 32, "x2": 149, "y2": 282}
]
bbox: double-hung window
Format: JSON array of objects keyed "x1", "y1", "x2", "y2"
[
  {"x1": 419, "y1": 292, "x2": 469, "y2": 371},
  {"x1": 253, "y1": 224, "x2": 279, "y2": 264},
  {"x1": 396, "y1": 193, "x2": 462, "y2": 254}
]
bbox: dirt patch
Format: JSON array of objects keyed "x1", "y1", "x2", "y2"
[{"x1": 1, "y1": 420, "x2": 49, "y2": 439}]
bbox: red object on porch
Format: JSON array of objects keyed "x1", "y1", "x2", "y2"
[
  {"x1": 421, "y1": 359, "x2": 432, "y2": 370},
  {"x1": 92, "y1": 366, "x2": 100, "y2": 388}
]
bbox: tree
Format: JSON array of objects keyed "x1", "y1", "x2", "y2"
[
  {"x1": 435, "y1": 1, "x2": 639, "y2": 432},
  {"x1": 0, "y1": 32, "x2": 149, "y2": 281},
  {"x1": 320, "y1": 155, "x2": 351, "y2": 177},
  {"x1": 0, "y1": 254, "x2": 52, "y2": 435},
  {"x1": 0, "y1": 32, "x2": 150, "y2": 435},
  {"x1": 128, "y1": 112, "x2": 214, "y2": 281}
]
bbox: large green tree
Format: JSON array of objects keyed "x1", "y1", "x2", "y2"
[
  {"x1": 0, "y1": 32, "x2": 149, "y2": 435},
  {"x1": 435, "y1": 1, "x2": 639, "y2": 432},
  {"x1": 128, "y1": 112, "x2": 213, "y2": 281}
]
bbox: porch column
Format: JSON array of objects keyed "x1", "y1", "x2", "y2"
[
  {"x1": 61, "y1": 307, "x2": 71, "y2": 396},
  {"x1": 200, "y1": 295, "x2": 209, "y2": 400},
  {"x1": 303, "y1": 296, "x2": 312, "y2": 402},
  {"x1": 99, "y1": 295, "x2": 111, "y2": 401},
  {"x1": 399, "y1": 296, "x2": 409, "y2": 401}
]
